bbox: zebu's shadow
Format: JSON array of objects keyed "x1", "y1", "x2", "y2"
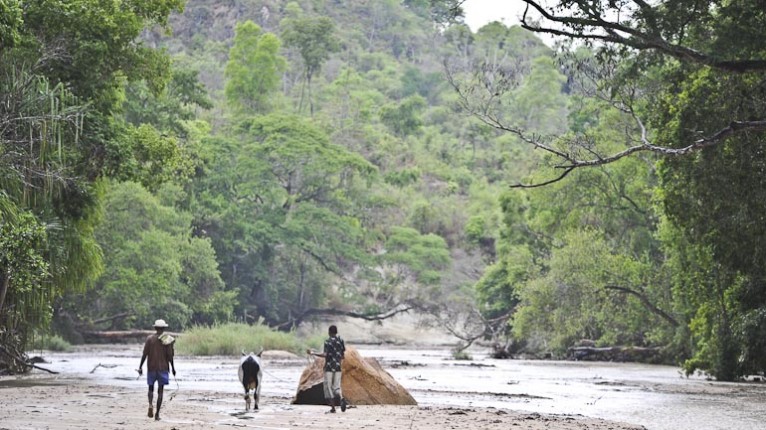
[{"x1": 229, "y1": 411, "x2": 257, "y2": 419}]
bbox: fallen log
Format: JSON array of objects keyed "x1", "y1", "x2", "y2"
[
  {"x1": 90, "y1": 363, "x2": 119, "y2": 373},
  {"x1": 82, "y1": 330, "x2": 181, "y2": 343},
  {"x1": 567, "y1": 346, "x2": 664, "y2": 363},
  {"x1": 77, "y1": 312, "x2": 133, "y2": 329}
]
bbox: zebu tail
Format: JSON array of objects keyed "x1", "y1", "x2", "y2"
[{"x1": 241, "y1": 355, "x2": 260, "y2": 391}]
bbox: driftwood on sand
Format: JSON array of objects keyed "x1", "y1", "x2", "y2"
[
  {"x1": 0, "y1": 344, "x2": 59, "y2": 374},
  {"x1": 567, "y1": 346, "x2": 664, "y2": 363},
  {"x1": 294, "y1": 346, "x2": 416, "y2": 406}
]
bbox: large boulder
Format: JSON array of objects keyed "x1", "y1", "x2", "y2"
[{"x1": 293, "y1": 346, "x2": 417, "y2": 405}]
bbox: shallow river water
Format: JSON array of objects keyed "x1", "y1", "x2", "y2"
[{"x1": 17, "y1": 344, "x2": 766, "y2": 430}]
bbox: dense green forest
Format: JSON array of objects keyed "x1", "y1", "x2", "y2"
[{"x1": 1, "y1": 0, "x2": 765, "y2": 381}]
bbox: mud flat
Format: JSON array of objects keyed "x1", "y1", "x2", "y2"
[{"x1": 4, "y1": 344, "x2": 766, "y2": 429}]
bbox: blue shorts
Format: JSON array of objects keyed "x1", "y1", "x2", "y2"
[{"x1": 147, "y1": 370, "x2": 169, "y2": 386}]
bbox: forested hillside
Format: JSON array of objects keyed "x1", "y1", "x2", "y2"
[
  {"x1": 55, "y1": 0, "x2": 559, "y2": 335},
  {"x1": 2, "y1": 0, "x2": 765, "y2": 381}
]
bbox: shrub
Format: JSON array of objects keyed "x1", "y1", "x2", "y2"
[
  {"x1": 451, "y1": 348, "x2": 472, "y2": 361},
  {"x1": 30, "y1": 335, "x2": 72, "y2": 352},
  {"x1": 176, "y1": 322, "x2": 307, "y2": 356}
]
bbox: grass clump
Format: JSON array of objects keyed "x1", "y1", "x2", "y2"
[
  {"x1": 30, "y1": 335, "x2": 72, "y2": 352},
  {"x1": 176, "y1": 322, "x2": 306, "y2": 356},
  {"x1": 451, "y1": 348, "x2": 472, "y2": 360}
]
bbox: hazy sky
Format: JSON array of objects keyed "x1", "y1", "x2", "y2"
[
  {"x1": 461, "y1": 0, "x2": 558, "y2": 46},
  {"x1": 462, "y1": 0, "x2": 530, "y2": 31}
]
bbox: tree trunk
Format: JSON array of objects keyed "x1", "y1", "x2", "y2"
[
  {"x1": 307, "y1": 72, "x2": 314, "y2": 116},
  {"x1": 0, "y1": 270, "x2": 10, "y2": 317}
]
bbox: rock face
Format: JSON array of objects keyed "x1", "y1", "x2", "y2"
[{"x1": 293, "y1": 346, "x2": 417, "y2": 406}]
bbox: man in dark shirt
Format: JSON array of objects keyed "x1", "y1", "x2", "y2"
[
  {"x1": 307, "y1": 325, "x2": 346, "y2": 413},
  {"x1": 138, "y1": 319, "x2": 176, "y2": 421}
]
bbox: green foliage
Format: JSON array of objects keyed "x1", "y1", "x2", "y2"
[
  {"x1": 472, "y1": 22, "x2": 551, "y2": 68},
  {"x1": 511, "y1": 229, "x2": 656, "y2": 354},
  {"x1": 224, "y1": 21, "x2": 286, "y2": 114},
  {"x1": 640, "y1": 4, "x2": 766, "y2": 379},
  {"x1": 235, "y1": 114, "x2": 376, "y2": 205},
  {"x1": 403, "y1": 0, "x2": 464, "y2": 25},
  {"x1": 384, "y1": 167, "x2": 421, "y2": 187},
  {"x1": 457, "y1": 0, "x2": 766, "y2": 378},
  {"x1": 486, "y1": 121, "x2": 674, "y2": 357},
  {"x1": 384, "y1": 226, "x2": 450, "y2": 285},
  {"x1": 108, "y1": 124, "x2": 190, "y2": 192},
  {"x1": 0, "y1": 0, "x2": 22, "y2": 47},
  {"x1": 401, "y1": 66, "x2": 444, "y2": 101},
  {"x1": 192, "y1": 113, "x2": 377, "y2": 324},
  {"x1": 509, "y1": 56, "x2": 569, "y2": 135},
  {"x1": 17, "y1": 0, "x2": 181, "y2": 109},
  {"x1": 0, "y1": 57, "x2": 103, "y2": 364},
  {"x1": 176, "y1": 322, "x2": 307, "y2": 356},
  {"x1": 281, "y1": 16, "x2": 339, "y2": 77},
  {"x1": 14, "y1": 0, "x2": 758, "y2": 383},
  {"x1": 0, "y1": 211, "x2": 51, "y2": 336},
  {"x1": 281, "y1": 14, "x2": 339, "y2": 113},
  {"x1": 1, "y1": 0, "x2": 187, "y2": 367},
  {"x1": 125, "y1": 67, "x2": 213, "y2": 136},
  {"x1": 475, "y1": 249, "x2": 527, "y2": 316},
  {"x1": 464, "y1": 215, "x2": 486, "y2": 244},
  {"x1": 67, "y1": 181, "x2": 233, "y2": 331},
  {"x1": 450, "y1": 348, "x2": 472, "y2": 360},
  {"x1": 380, "y1": 95, "x2": 427, "y2": 136},
  {"x1": 30, "y1": 334, "x2": 72, "y2": 352}
]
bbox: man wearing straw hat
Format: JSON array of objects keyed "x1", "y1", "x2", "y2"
[{"x1": 138, "y1": 319, "x2": 176, "y2": 421}]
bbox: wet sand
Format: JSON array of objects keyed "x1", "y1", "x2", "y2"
[
  {"x1": 0, "y1": 376, "x2": 646, "y2": 430},
  {"x1": 8, "y1": 342, "x2": 766, "y2": 429}
]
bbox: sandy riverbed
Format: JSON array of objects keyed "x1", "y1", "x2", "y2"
[{"x1": 0, "y1": 375, "x2": 645, "y2": 430}]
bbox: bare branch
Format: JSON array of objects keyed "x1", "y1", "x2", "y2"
[
  {"x1": 511, "y1": 167, "x2": 576, "y2": 188},
  {"x1": 31, "y1": 363, "x2": 59, "y2": 374}
]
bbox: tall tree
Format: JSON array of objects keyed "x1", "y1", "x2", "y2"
[
  {"x1": 0, "y1": 0, "x2": 183, "y2": 371},
  {"x1": 224, "y1": 21, "x2": 286, "y2": 115},
  {"x1": 0, "y1": 61, "x2": 99, "y2": 371},
  {"x1": 63, "y1": 181, "x2": 234, "y2": 332},
  {"x1": 281, "y1": 15, "x2": 339, "y2": 115},
  {"x1": 501, "y1": 0, "x2": 766, "y2": 379},
  {"x1": 193, "y1": 113, "x2": 376, "y2": 325}
]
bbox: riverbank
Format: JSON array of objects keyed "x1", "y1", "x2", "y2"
[
  {"x1": 5, "y1": 344, "x2": 766, "y2": 429},
  {"x1": 0, "y1": 376, "x2": 645, "y2": 430}
]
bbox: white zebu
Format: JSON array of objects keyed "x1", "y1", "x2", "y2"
[{"x1": 238, "y1": 351, "x2": 263, "y2": 411}]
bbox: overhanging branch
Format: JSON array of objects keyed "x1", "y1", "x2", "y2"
[
  {"x1": 605, "y1": 284, "x2": 678, "y2": 327},
  {"x1": 454, "y1": 65, "x2": 766, "y2": 186},
  {"x1": 511, "y1": 167, "x2": 575, "y2": 189},
  {"x1": 520, "y1": 0, "x2": 766, "y2": 73}
]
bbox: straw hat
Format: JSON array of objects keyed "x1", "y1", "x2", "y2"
[{"x1": 153, "y1": 319, "x2": 169, "y2": 328}]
